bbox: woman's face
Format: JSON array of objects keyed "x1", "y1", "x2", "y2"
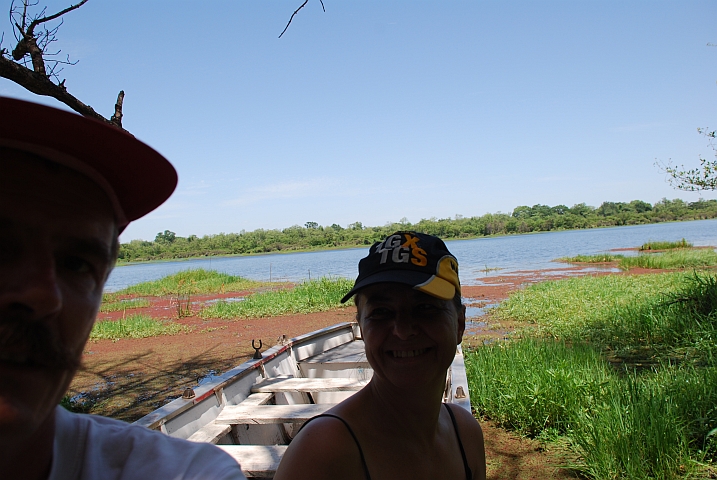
[{"x1": 356, "y1": 283, "x2": 465, "y2": 391}]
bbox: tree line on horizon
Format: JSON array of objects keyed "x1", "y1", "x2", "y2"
[{"x1": 117, "y1": 198, "x2": 717, "y2": 263}]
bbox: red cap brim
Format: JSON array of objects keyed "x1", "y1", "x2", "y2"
[{"x1": 0, "y1": 97, "x2": 177, "y2": 229}]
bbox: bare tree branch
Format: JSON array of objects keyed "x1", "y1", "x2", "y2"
[
  {"x1": 279, "y1": 0, "x2": 309, "y2": 38},
  {"x1": 1, "y1": 0, "x2": 126, "y2": 130},
  {"x1": 279, "y1": 0, "x2": 325, "y2": 39},
  {"x1": 25, "y1": 0, "x2": 88, "y2": 34},
  {"x1": 0, "y1": 54, "x2": 112, "y2": 124},
  {"x1": 110, "y1": 90, "x2": 124, "y2": 128}
]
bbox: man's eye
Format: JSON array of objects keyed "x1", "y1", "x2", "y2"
[
  {"x1": 368, "y1": 308, "x2": 391, "y2": 318},
  {"x1": 63, "y1": 256, "x2": 92, "y2": 273}
]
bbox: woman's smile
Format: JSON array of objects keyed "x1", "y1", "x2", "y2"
[{"x1": 389, "y1": 347, "x2": 431, "y2": 358}]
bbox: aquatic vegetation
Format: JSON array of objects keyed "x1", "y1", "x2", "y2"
[
  {"x1": 117, "y1": 269, "x2": 262, "y2": 296},
  {"x1": 201, "y1": 277, "x2": 353, "y2": 319},
  {"x1": 640, "y1": 238, "x2": 692, "y2": 250}
]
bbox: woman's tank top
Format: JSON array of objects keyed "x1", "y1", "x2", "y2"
[{"x1": 298, "y1": 403, "x2": 473, "y2": 480}]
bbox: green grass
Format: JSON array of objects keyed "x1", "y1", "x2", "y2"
[
  {"x1": 90, "y1": 314, "x2": 189, "y2": 341},
  {"x1": 640, "y1": 238, "x2": 693, "y2": 251},
  {"x1": 559, "y1": 248, "x2": 717, "y2": 270},
  {"x1": 566, "y1": 362, "x2": 701, "y2": 479},
  {"x1": 99, "y1": 297, "x2": 150, "y2": 312},
  {"x1": 117, "y1": 269, "x2": 262, "y2": 296},
  {"x1": 201, "y1": 277, "x2": 353, "y2": 319},
  {"x1": 618, "y1": 249, "x2": 717, "y2": 270},
  {"x1": 495, "y1": 272, "x2": 682, "y2": 337},
  {"x1": 559, "y1": 253, "x2": 625, "y2": 263},
  {"x1": 469, "y1": 272, "x2": 717, "y2": 478},
  {"x1": 467, "y1": 337, "x2": 612, "y2": 437}
]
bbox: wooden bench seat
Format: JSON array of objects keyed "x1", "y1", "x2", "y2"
[
  {"x1": 215, "y1": 403, "x2": 333, "y2": 425},
  {"x1": 237, "y1": 392, "x2": 275, "y2": 406},
  {"x1": 187, "y1": 393, "x2": 275, "y2": 444},
  {"x1": 217, "y1": 445, "x2": 288, "y2": 478},
  {"x1": 299, "y1": 340, "x2": 369, "y2": 367},
  {"x1": 187, "y1": 422, "x2": 231, "y2": 444},
  {"x1": 251, "y1": 376, "x2": 367, "y2": 393}
]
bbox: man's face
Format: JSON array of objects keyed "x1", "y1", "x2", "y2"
[{"x1": 0, "y1": 149, "x2": 116, "y2": 444}]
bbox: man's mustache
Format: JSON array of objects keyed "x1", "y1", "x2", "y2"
[{"x1": 0, "y1": 312, "x2": 81, "y2": 371}]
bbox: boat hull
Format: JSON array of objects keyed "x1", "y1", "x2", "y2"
[{"x1": 134, "y1": 322, "x2": 472, "y2": 477}]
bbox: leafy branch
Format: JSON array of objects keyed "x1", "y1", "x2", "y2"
[{"x1": 657, "y1": 128, "x2": 717, "y2": 191}]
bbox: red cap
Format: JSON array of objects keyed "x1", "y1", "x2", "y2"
[{"x1": 0, "y1": 97, "x2": 177, "y2": 230}]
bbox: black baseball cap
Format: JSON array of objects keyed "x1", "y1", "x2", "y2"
[
  {"x1": 340, "y1": 231, "x2": 461, "y2": 303},
  {"x1": 0, "y1": 97, "x2": 177, "y2": 231}
]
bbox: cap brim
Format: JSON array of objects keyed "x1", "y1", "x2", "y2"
[
  {"x1": 0, "y1": 97, "x2": 177, "y2": 228},
  {"x1": 340, "y1": 270, "x2": 437, "y2": 303}
]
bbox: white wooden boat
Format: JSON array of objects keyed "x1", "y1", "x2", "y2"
[{"x1": 133, "y1": 322, "x2": 471, "y2": 479}]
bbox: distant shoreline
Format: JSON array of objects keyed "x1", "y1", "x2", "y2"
[{"x1": 116, "y1": 216, "x2": 717, "y2": 267}]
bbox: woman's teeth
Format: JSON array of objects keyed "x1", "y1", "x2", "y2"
[{"x1": 392, "y1": 348, "x2": 428, "y2": 358}]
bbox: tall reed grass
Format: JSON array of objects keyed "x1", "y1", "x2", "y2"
[
  {"x1": 640, "y1": 238, "x2": 692, "y2": 251},
  {"x1": 200, "y1": 277, "x2": 353, "y2": 319},
  {"x1": 467, "y1": 338, "x2": 612, "y2": 437},
  {"x1": 559, "y1": 253, "x2": 624, "y2": 263}
]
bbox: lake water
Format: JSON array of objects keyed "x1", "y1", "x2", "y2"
[{"x1": 105, "y1": 219, "x2": 717, "y2": 292}]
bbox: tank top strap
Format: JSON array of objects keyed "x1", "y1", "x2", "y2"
[
  {"x1": 299, "y1": 413, "x2": 372, "y2": 480},
  {"x1": 444, "y1": 403, "x2": 473, "y2": 480}
]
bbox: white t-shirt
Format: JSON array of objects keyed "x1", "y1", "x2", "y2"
[{"x1": 48, "y1": 406, "x2": 246, "y2": 480}]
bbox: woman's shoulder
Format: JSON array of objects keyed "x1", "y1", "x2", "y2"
[
  {"x1": 446, "y1": 404, "x2": 483, "y2": 435},
  {"x1": 273, "y1": 414, "x2": 367, "y2": 480},
  {"x1": 446, "y1": 405, "x2": 487, "y2": 480}
]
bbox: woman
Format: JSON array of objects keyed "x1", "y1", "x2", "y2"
[{"x1": 274, "y1": 231, "x2": 486, "y2": 480}]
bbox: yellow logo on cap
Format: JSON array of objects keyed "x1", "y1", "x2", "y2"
[
  {"x1": 376, "y1": 233, "x2": 428, "y2": 266},
  {"x1": 402, "y1": 233, "x2": 427, "y2": 267}
]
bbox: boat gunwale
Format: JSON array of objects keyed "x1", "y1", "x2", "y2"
[{"x1": 133, "y1": 322, "x2": 358, "y2": 430}]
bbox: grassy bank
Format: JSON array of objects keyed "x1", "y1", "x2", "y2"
[
  {"x1": 466, "y1": 272, "x2": 717, "y2": 478},
  {"x1": 620, "y1": 249, "x2": 717, "y2": 270},
  {"x1": 99, "y1": 296, "x2": 150, "y2": 312},
  {"x1": 90, "y1": 314, "x2": 189, "y2": 341},
  {"x1": 561, "y1": 246, "x2": 717, "y2": 271},
  {"x1": 201, "y1": 277, "x2": 353, "y2": 319},
  {"x1": 117, "y1": 269, "x2": 262, "y2": 296}
]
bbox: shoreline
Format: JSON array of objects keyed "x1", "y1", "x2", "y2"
[{"x1": 116, "y1": 217, "x2": 716, "y2": 267}]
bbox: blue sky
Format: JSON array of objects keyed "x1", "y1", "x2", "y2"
[{"x1": 2, "y1": 1, "x2": 716, "y2": 241}]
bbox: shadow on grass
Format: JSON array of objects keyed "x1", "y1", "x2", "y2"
[{"x1": 66, "y1": 345, "x2": 254, "y2": 423}]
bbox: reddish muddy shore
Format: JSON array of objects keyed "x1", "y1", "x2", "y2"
[{"x1": 71, "y1": 264, "x2": 642, "y2": 479}]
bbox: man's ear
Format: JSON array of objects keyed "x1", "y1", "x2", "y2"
[{"x1": 456, "y1": 304, "x2": 466, "y2": 345}]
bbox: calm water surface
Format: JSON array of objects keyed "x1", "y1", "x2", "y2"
[{"x1": 106, "y1": 219, "x2": 717, "y2": 292}]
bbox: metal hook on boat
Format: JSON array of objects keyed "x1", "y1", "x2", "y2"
[
  {"x1": 252, "y1": 339, "x2": 263, "y2": 359},
  {"x1": 455, "y1": 386, "x2": 466, "y2": 399},
  {"x1": 182, "y1": 387, "x2": 195, "y2": 399}
]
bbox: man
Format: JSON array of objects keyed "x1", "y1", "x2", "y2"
[{"x1": 0, "y1": 97, "x2": 245, "y2": 480}]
